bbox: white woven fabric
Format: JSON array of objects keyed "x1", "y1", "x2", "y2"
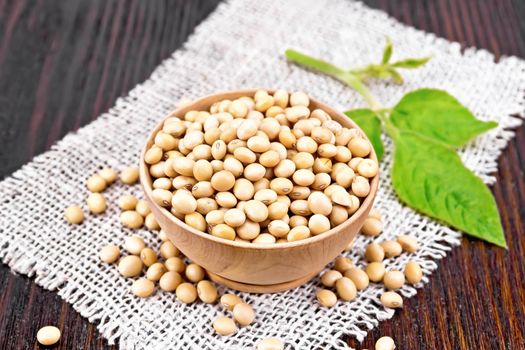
[{"x1": 1, "y1": 0, "x2": 524, "y2": 349}]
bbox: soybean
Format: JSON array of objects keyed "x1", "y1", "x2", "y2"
[
  {"x1": 366, "y1": 262, "x2": 386, "y2": 282},
  {"x1": 365, "y1": 243, "x2": 385, "y2": 262},
  {"x1": 361, "y1": 216, "x2": 382, "y2": 236},
  {"x1": 316, "y1": 289, "x2": 337, "y2": 308},
  {"x1": 159, "y1": 271, "x2": 183, "y2": 292},
  {"x1": 176, "y1": 282, "x2": 198, "y2": 304},
  {"x1": 185, "y1": 263, "x2": 206, "y2": 283},
  {"x1": 132, "y1": 278, "x2": 155, "y2": 297},
  {"x1": 333, "y1": 256, "x2": 353, "y2": 273},
  {"x1": 257, "y1": 337, "x2": 284, "y2": 350},
  {"x1": 87, "y1": 194, "x2": 106, "y2": 215},
  {"x1": 121, "y1": 167, "x2": 139, "y2": 184},
  {"x1": 237, "y1": 220, "x2": 260, "y2": 240},
  {"x1": 380, "y1": 240, "x2": 403, "y2": 258},
  {"x1": 99, "y1": 245, "x2": 120, "y2": 264},
  {"x1": 224, "y1": 208, "x2": 246, "y2": 227},
  {"x1": 146, "y1": 262, "x2": 166, "y2": 281},
  {"x1": 233, "y1": 302, "x2": 255, "y2": 326},
  {"x1": 160, "y1": 241, "x2": 178, "y2": 259},
  {"x1": 357, "y1": 159, "x2": 379, "y2": 178},
  {"x1": 121, "y1": 211, "x2": 144, "y2": 229},
  {"x1": 197, "y1": 280, "x2": 218, "y2": 303},
  {"x1": 244, "y1": 200, "x2": 269, "y2": 223},
  {"x1": 65, "y1": 206, "x2": 84, "y2": 224},
  {"x1": 220, "y1": 293, "x2": 243, "y2": 311},
  {"x1": 212, "y1": 316, "x2": 237, "y2": 336},
  {"x1": 352, "y1": 176, "x2": 370, "y2": 197},
  {"x1": 37, "y1": 326, "x2": 61, "y2": 346},
  {"x1": 307, "y1": 192, "x2": 332, "y2": 216},
  {"x1": 321, "y1": 270, "x2": 343, "y2": 288},
  {"x1": 136, "y1": 200, "x2": 151, "y2": 217},
  {"x1": 145, "y1": 213, "x2": 160, "y2": 230},
  {"x1": 404, "y1": 261, "x2": 423, "y2": 284},
  {"x1": 165, "y1": 257, "x2": 186, "y2": 273},
  {"x1": 287, "y1": 226, "x2": 310, "y2": 242},
  {"x1": 344, "y1": 267, "x2": 370, "y2": 290},
  {"x1": 185, "y1": 212, "x2": 207, "y2": 231},
  {"x1": 118, "y1": 195, "x2": 138, "y2": 210},
  {"x1": 140, "y1": 247, "x2": 157, "y2": 267},
  {"x1": 152, "y1": 188, "x2": 173, "y2": 207},
  {"x1": 87, "y1": 174, "x2": 107, "y2": 192},
  {"x1": 383, "y1": 270, "x2": 405, "y2": 290},
  {"x1": 252, "y1": 233, "x2": 276, "y2": 244},
  {"x1": 267, "y1": 220, "x2": 290, "y2": 237},
  {"x1": 335, "y1": 277, "x2": 357, "y2": 301},
  {"x1": 397, "y1": 235, "x2": 419, "y2": 253},
  {"x1": 211, "y1": 224, "x2": 236, "y2": 240},
  {"x1": 118, "y1": 255, "x2": 143, "y2": 277},
  {"x1": 125, "y1": 235, "x2": 145, "y2": 255},
  {"x1": 380, "y1": 291, "x2": 403, "y2": 308},
  {"x1": 348, "y1": 138, "x2": 371, "y2": 157},
  {"x1": 375, "y1": 336, "x2": 396, "y2": 350},
  {"x1": 171, "y1": 190, "x2": 197, "y2": 214},
  {"x1": 308, "y1": 214, "x2": 331, "y2": 235}
]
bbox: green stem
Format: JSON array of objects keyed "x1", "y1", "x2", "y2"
[
  {"x1": 285, "y1": 49, "x2": 400, "y2": 137},
  {"x1": 339, "y1": 72, "x2": 382, "y2": 110},
  {"x1": 285, "y1": 49, "x2": 346, "y2": 77},
  {"x1": 375, "y1": 109, "x2": 399, "y2": 139},
  {"x1": 349, "y1": 64, "x2": 383, "y2": 76},
  {"x1": 373, "y1": 107, "x2": 393, "y2": 114},
  {"x1": 285, "y1": 49, "x2": 381, "y2": 110}
]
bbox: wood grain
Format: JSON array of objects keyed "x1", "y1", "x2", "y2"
[{"x1": 0, "y1": 0, "x2": 523, "y2": 349}]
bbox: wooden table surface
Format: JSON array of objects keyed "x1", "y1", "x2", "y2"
[{"x1": 0, "y1": 0, "x2": 524, "y2": 349}]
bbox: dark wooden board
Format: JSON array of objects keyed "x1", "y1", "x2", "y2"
[{"x1": 0, "y1": 0, "x2": 523, "y2": 349}]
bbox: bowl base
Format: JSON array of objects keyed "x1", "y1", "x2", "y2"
[{"x1": 207, "y1": 271, "x2": 320, "y2": 293}]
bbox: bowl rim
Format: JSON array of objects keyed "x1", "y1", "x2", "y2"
[{"x1": 139, "y1": 88, "x2": 379, "y2": 250}]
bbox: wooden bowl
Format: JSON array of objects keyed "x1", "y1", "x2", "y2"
[{"x1": 139, "y1": 89, "x2": 379, "y2": 293}]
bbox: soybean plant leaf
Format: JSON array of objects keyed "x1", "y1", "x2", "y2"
[
  {"x1": 391, "y1": 89, "x2": 498, "y2": 147},
  {"x1": 345, "y1": 109, "x2": 384, "y2": 159},
  {"x1": 387, "y1": 68, "x2": 404, "y2": 84},
  {"x1": 391, "y1": 57, "x2": 431, "y2": 68},
  {"x1": 381, "y1": 37, "x2": 393, "y2": 64},
  {"x1": 392, "y1": 131, "x2": 506, "y2": 247}
]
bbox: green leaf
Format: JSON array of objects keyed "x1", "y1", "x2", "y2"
[
  {"x1": 381, "y1": 37, "x2": 393, "y2": 64},
  {"x1": 345, "y1": 109, "x2": 384, "y2": 159},
  {"x1": 391, "y1": 57, "x2": 431, "y2": 68},
  {"x1": 392, "y1": 131, "x2": 506, "y2": 247},
  {"x1": 387, "y1": 67, "x2": 404, "y2": 84},
  {"x1": 391, "y1": 89, "x2": 498, "y2": 147}
]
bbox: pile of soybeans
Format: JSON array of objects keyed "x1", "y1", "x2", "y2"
[{"x1": 144, "y1": 89, "x2": 379, "y2": 244}]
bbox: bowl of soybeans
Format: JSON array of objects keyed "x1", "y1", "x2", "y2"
[{"x1": 139, "y1": 89, "x2": 379, "y2": 292}]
